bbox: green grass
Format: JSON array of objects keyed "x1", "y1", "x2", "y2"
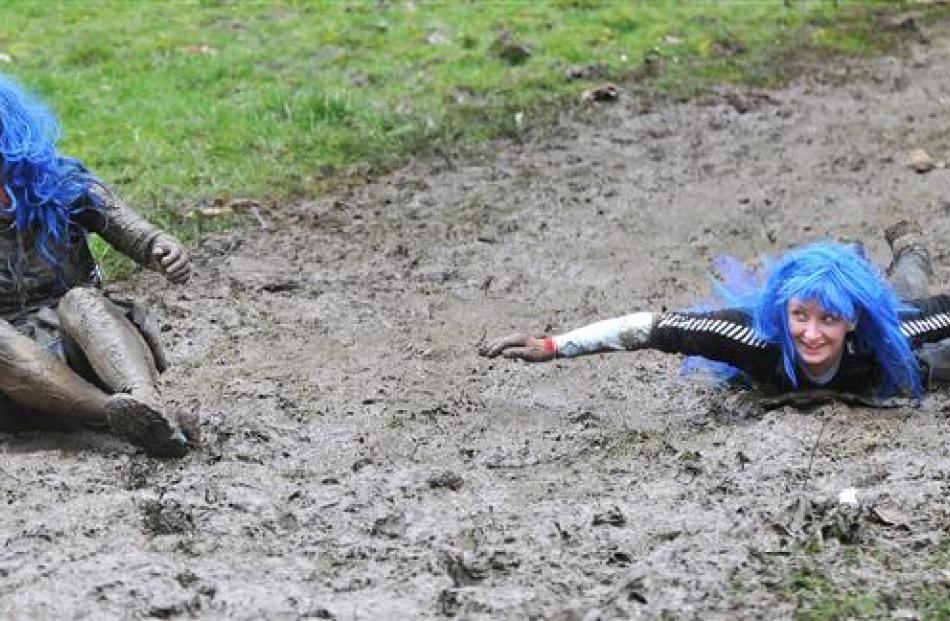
[
  {"x1": 777, "y1": 543, "x2": 950, "y2": 620},
  {"x1": 0, "y1": 0, "x2": 940, "y2": 264},
  {"x1": 789, "y1": 567, "x2": 882, "y2": 620}
]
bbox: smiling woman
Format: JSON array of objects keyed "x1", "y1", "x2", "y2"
[
  {"x1": 787, "y1": 298, "x2": 853, "y2": 380},
  {"x1": 482, "y1": 221, "x2": 950, "y2": 402}
]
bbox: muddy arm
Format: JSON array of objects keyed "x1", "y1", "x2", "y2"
[
  {"x1": 481, "y1": 312, "x2": 657, "y2": 362},
  {"x1": 552, "y1": 312, "x2": 656, "y2": 357},
  {"x1": 78, "y1": 185, "x2": 165, "y2": 267},
  {"x1": 484, "y1": 307, "x2": 778, "y2": 378},
  {"x1": 78, "y1": 185, "x2": 189, "y2": 282}
]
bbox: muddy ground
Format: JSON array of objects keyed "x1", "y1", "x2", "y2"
[{"x1": 5, "y1": 18, "x2": 950, "y2": 621}]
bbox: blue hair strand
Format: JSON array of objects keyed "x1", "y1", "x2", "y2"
[{"x1": 0, "y1": 73, "x2": 102, "y2": 268}]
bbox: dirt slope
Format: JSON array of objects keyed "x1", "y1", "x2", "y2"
[{"x1": 4, "y1": 19, "x2": 950, "y2": 621}]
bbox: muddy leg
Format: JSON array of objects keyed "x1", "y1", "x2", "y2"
[
  {"x1": 883, "y1": 220, "x2": 950, "y2": 387},
  {"x1": 57, "y1": 287, "x2": 188, "y2": 457},
  {"x1": 916, "y1": 341, "x2": 950, "y2": 386},
  {"x1": 0, "y1": 318, "x2": 111, "y2": 422},
  {"x1": 885, "y1": 219, "x2": 931, "y2": 299}
]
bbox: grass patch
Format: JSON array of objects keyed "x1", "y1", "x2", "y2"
[
  {"x1": 0, "y1": 1, "x2": 942, "y2": 274},
  {"x1": 788, "y1": 567, "x2": 882, "y2": 620},
  {"x1": 776, "y1": 542, "x2": 950, "y2": 620}
]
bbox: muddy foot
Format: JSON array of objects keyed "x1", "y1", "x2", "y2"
[
  {"x1": 106, "y1": 394, "x2": 189, "y2": 458},
  {"x1": 884, "y1": 218, "x2": 923, "y2": 250}
]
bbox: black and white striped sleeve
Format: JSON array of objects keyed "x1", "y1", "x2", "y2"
[
  {"x1": 649, "y1": 308, "x2": 777, "y2": 378},
  {"x1": 901, "y1": 295, "x2": 950, "y2": 346}
]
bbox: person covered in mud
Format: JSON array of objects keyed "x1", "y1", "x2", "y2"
[
  {"x1": 0, "y1": 74, "x2": 196, "y2": 456},
  {"x1": 482, "y1": 221, "x2": 950, "y2": 405}
]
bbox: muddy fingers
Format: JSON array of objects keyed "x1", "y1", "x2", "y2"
[{"x1": 480, "y1": 334, "x2": 556, "y2": 362}]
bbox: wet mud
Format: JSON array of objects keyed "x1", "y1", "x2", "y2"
[{"x1": 5, "y1": 20, "x2": 950, "y2": 620}]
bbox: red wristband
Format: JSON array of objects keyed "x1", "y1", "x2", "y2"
[{"x1": 541, "y1": 336, "x2": 557, "y2": 356}]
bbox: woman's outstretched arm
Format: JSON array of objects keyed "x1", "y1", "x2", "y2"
[
  {"x1": 480, "y1": 307, "x2": 778, "y2": 381},
  {"x1": 480, "y1": 312, "x2": 656, "y2": 362}
]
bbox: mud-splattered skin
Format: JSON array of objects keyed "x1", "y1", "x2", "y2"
[{"x1": 0, "y1": 187, "x2": 193, "y2": 456}]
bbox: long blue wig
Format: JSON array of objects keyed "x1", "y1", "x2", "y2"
[
  {"x1": 752, "y1": 242, "x2": 921, "y2": 397},
  {"x1": 0, "y1": 74, "x2": 101, "y2": 266},
  {"x1": 685, "y1": 242, "x2": 922, "y2": 397}
]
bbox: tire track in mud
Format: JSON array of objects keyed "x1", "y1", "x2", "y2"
[{"x1": 5, "y1": 18, "x2": 950, "y2": 619}]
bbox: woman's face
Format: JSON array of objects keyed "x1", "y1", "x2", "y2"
[{"x1": 787, "y1": 298, "x2": 851, "y2": 376}]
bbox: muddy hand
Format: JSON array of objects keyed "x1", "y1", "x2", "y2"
[
  {"x1": 150, "y1": 234, "x2": 191, "y2": 284},
  {"x1": 479, "y1": 333, "x2": 556, "y2": 362}
]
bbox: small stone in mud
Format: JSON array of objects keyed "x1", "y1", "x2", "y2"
[
  {"x1": 592, "y1": 506, "x2": 626, "y2": 527},
  {"x1": 370, "y1": 512, "x2": 407, "y2": 539},
  {"x1": 868, "y1": 505, "x2": 910, "y2": 529},
  {"x1": 142, "y1": 499, "x2": 195, "y2": 536},
  {"x1": 427, "y1": 470, "x2": 464, "y2": 491},
  {"x1": 906, "y1": 147, "x2": 937, "y2": 173}
]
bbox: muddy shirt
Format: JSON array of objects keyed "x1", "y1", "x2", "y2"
[
  {"x1": 650, "y1": 295, "x2": 950, "y2": 394},
  {"x1": 0, "y1": 186, "x2": 163, "y2": 320}
]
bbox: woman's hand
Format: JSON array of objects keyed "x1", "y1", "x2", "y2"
[
  {"x1": 479, "y1": 334, "x2": 557, "y2": 362},
  {"x1": 150, "y1": 234, "x2": 191, "y2": 284}
]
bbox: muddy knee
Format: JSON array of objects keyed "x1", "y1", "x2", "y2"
[
  {"x1": 57, "y1": 287, "x2": 159, "y2": 394},
  {"x1": 58, "y1": 287, "x2": 120, "y2": 323}
]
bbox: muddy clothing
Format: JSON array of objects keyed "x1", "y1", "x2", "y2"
[
  {"x1": 651, "y1": 295, "x2": 950, "y2": 395},
  {"x1": 0, "y1": 187, "x2": 169, "y2": 387},
  {"x1": 0, "y1": 187, "x2": 164, "y2": 318}
]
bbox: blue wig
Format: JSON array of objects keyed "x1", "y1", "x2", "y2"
[
  {"x1": 0, "y1": 74, "x2": 101, "y2": 266},
  {"x1": 752, "y1": 242, "x2": 921, "y2": 397},
  {"x1": 685, "y1": 242, "x2": 922, "y2": 397}
]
